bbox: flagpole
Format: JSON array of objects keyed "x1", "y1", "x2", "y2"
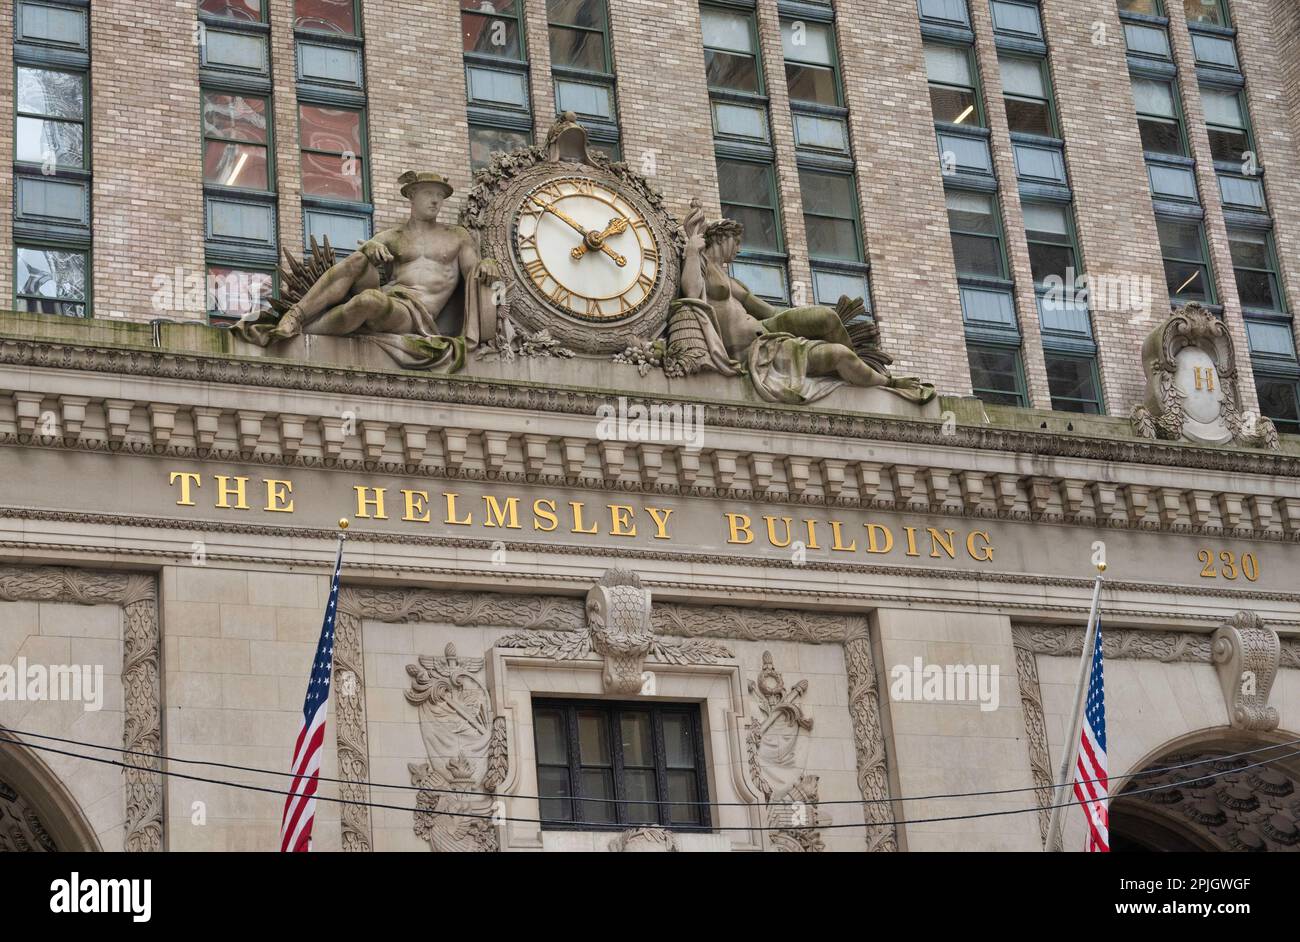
[
  {"x1": 1045, "y1": 563, "x2": 1105, "y2": 852},
  {"x1": 312, "y1": 517, "x2": 348, "y2": 855}
]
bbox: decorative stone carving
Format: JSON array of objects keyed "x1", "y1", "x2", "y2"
[
  {"x1": 1012, "y1": 642, "x2": 1053, "y2": 845},
  {"x1": 1211, "y1": 612, "x2": 1281, "y2": 732},
  {"x1": 495, "y1": 570, "x2": 734, "y2": 692},
  {"x1": 405, "y1": 643, "x2": 508, "y2": 852},
  {"x1": 0, "y1": 778, "x2": 58, "y2": 852},
  {"x1": 607, "y1": 826, "x2": 678, "y2": 852},
  {"x1": 746, "y1": 651, "x2": 828, "y2": 851},
  {"x1": 1131, "y1": 303, "x2": 1279, "y2": 449},
  {"x1": 333, "y1": 609, "x2": 371, "y2": 852}
]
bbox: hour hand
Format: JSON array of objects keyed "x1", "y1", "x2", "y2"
[{"x1": 571, "y1": 217, "x2": 629, "y2": 266}]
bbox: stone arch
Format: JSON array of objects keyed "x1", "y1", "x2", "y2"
[
  {"x1": 0, "y1": 729, "x2": 102, "y2": 852},
  {"x1": 1110, "y1": 728, "x2": 1300, "y2": 852}
]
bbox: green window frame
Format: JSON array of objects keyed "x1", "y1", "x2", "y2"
[
  {"x1": 946, "y1": 190, "x2": 1006, "y2": 279},
  {"x1": 701, "y1": 5, "x2": 765, "y2": 97},
  {"x1": 293, "y1": 0, "x2": 360, "y2": 37},
  {"x1": 547, "y1": 0, "x2": 613, "y2": 75},
  {"x1": 298, "y1": 103, "x2": 370, "y2": 203},
  {"x1": 718, "y1": 156, "x2": 784, "y2": 256},
  {"x1": 1254, "y1": 373, "x2": 1300, "y2": 435},
  {"x1": 925, "y1": 41, "x2": 983, "y2": 128},
  {"x1": 800, "y1": 168, "x2": 863, "y2": 264},
  {"x1": 1227, "y1": 227, "x2": 1284, "y2": 313},
  {"x1": 16, "y1": 1, "x2": 89, "y2": 49},
  {"x1": 1157, "y1": 218, "x2": 1215, "y2": 304},
  {"x1": 1117, "y1": 0, "x2": 1164, "y2": 15},
  {"x1": 201, "y1": 88, "x2": 274, "y2": 192},
  {"x1": 533, "y1": 698, "x2": 711, "y2": 831},
  {"x1": 206, "y1": 264, "x2": 276, "y2": 326},
  {"x1": 1023, "y1": 201, "x2": 1079, "y2": 288},
  {"x1": 1132, "y1": 76, "x2": 1187, "y2": 156},
  {"x1": 999, "y1": 54, "x2": 1057, "y2": 138},
  {"x1": 462, "y1": 0, "x2": 526, "y2": 62},
  {"x1": 15, "y1": 65, "x2": 88, "y2": 171},
  {"x1": 780, "y1": 18, "x2": 841, "y2": 108},
  {"x1": 1044, "y1": 352, "x2": 1104, "y2": 414},
  {"x1": 15, "y1": 243, "x2": 89, "y2": 318},
  {"x1": 1200, "y1": 85, "x2": 1253, "y2": 167},
  {"x1": 967, "y1": 342, "x2": 1027, "y2": 406}
]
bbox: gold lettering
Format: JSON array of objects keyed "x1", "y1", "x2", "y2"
[
  {"x1": 609, "y1": 504, "x2": 636, "y2": 537},
  {"x1": 444, "y1": 493, "x2": 472, "y2": 526},
  {"x1": 966, "y1": 530, "x2": 994, "y2": 562},
  {"x1": 533, "y1": 498, "x2": 558, "y2": 532},
  {"x1": 903, "y1": 526, "x2": 920, "y2": 557},
  {"x1": 725, "y1": 513, "x2": 754, "y2": 545},
  {"x1": 829, "y1": 520, "x2": 857, "y2": 552},
  {"x1": 483, "y1": 495, "x2": 521, "y2": 529},
  {"x1": 569, "y1": 501, "x2": 598, "y2": 534},
  {"x1": 169, "y1": 471, "x2": 201, "y2": 506},
  {"x1": 353, "y1": 486, "x2": 387, "y2": 519},
  {"x1": 865, "y1": 523, "x2": 894, "y2": 554},
  {"x1": 927, "y1": 528, "x2": 957, "y2": 559},
  {"x1": 402, "y1": 489, "x2": 431, "y2": 523},
  {"x1": 263, "y1": 479, "x2": 294, "y2": 513},
  {"x1": 803, "y1": 519, "x2": 821, "y2": 550},
  {"x1": 215, "y1": 475, "x2": 249, "y2": 510},
  {"x1": 764, "y1": 516, "x2": 793, "y2": 548},
  {"x1": 646, "y1": 507, "x2": 674, "y2": 540}
]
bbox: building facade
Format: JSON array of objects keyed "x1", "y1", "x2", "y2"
[{"x1": 2, "y1": 0, "x2": 1300, "y2": 853}]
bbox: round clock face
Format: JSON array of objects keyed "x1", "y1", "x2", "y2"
[{"x1": 512, "y1": 175, "x2": 662, "y2": 322}]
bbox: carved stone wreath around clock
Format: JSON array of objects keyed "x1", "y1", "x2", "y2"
[{"x1": 460, "y1": 113, "x2": 683, "y2": 355}]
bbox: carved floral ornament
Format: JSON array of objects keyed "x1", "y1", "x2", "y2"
[{"x1": 1131, "y1": 303, "x2": 1279, "y2": 450}]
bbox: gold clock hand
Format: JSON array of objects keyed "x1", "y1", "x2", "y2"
[
  {"x1": 530, "y1": 195, "x2": 589, "y2": 238},
  {"x1": 571, "y1": 217, "x2": 630, "y2": 261}
]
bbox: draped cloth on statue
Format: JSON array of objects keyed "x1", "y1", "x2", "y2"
[{"x1": 747, "y1": 320, "x2": 844, "y2": 405}]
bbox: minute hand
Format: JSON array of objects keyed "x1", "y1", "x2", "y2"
[{"x1": 530, "y1": 197, "x2": 626, "y2": 267}]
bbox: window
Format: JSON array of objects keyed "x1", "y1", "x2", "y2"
[
  {"x1": 1256, "y1": 377, "x2": 1300, "y2": 435},
  {"x1": 15, "y1": 245, "x2": 87, "y2": 317},
  {"x1": 1157, "y1": 219, "x2": 1212, "y2": 303},
  {"x1": 781, "y1": 20, "x2": 838, "y2": 107},
  {"x1": 1045, "y1": 353, "x2": 1102, "y2": 414},
  {"x1": 1118, "y1": 0, "x2": 1163, "y2": 14},
  {"x1": 463, "y1": 0, "x2": 523, "y2": 58},
  {"x1": 202, "y1": 91, "x2": 271, "y2": 190},
  {"x1": 16, "y1": 66, "x2": 86, "y2": 169},
  {"x1": 990, "y1": 1, "x2": 1042, "y2": 38},
  {"x1": 1228, "y1": 227, "x2": 1283, "y2": 312},
  {"x1": 947, "y1": 191, "x2": 1005, "y2": 278},
  {"x1": 968, "y1": 344, "x2": 1026, "y2": 406},
  {"x1": 918, "y1": 0, "x2": 970, "y2": 26},
  {"x1": 719, "y1": 158, "x2": 782, "y2": 255},
  {"x1": 533, "y1": 699, "x2": 710, "y2": 830},
  {"x1": 1023, "y1": 202, "x2": 1076, "y2": 286},
  {"x1": 199, "y1": 0, "x2": 264, "y2": 21},
  {"x1": 701, "y1": 7, "x2": 761, "y2": 94},
  {"x1": 801, "y1": 169, "x2": 861, "y2": 263},
  {"x1": 1182, "y1": 0, "x2": 1227, "y2": 26},
  {"x1": 1201, "y1": 86, "x2": 1250, "y2": 165},
  {"x1": 925, "y1": 43, "x2": 981, "y2": 126},
  {"x1": 206, "y1": 265, "x2": 274, "y2": 326},
  {"x1": 548, "y1": 0, "x2": 619, "y2": 151},
  {"x1": 299, "y1": 105, "x2": 366, "y2": 201},
  {"x1": 16, "y1": 1, "x2": 88, "y2": 47},
  {"x1": 294, "y1": 0, "x2": 357, "y2": 35},
  {"x1": 1132, "y1": 77, "x2": 1185, "y2": 155},
  {"x1": 469, "y1": 126, "x2": 531, "y2": 170},
  {"x1": 463, "y1": 0, "x2": 532, "y2": 170},
  {"x1": 1000, "y1": 55, "x2": 1054, "y2": 137}
]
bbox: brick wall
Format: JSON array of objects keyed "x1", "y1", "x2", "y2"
[
  {"x1": 90, "y1": 0, "x2": 206, "y2": 321},
  {"x1": 268, "y1": 0, "x2": 304, "y2": 261}
]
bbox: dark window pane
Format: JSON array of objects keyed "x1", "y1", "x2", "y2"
[
  {"x1": 533, "y1": 709, "x2": 568, "y2": 765},
  {"x1": 537, "y1": 765, "x2": 573, "y2": 821},
  {"x1": 662, "y1": 714, "x2": 694, "y2": 768},
  {"x1": 578, "y1": 769, "x2": 616, "y2": 823},
  {"x1": 204, "y1": 141, "x2": 269, "y2": 189},
  {"x1": 17, "y1": 67, "x2": 84, "y2": 119},
  {"x1": 946, "y1": 192, "x2": 998, "y2": 235},
  {"x1": 1138, "y1": 117, "x2": 1183, "y2": 155},
  {"x1": 1183, "y1": 0, "x2": 1226, "y2": 26},
  {"x1": 200, "y1": 0, "x2": 263, "y2": 21},
  {"x1": 207, "y1": 267, "x2": 273, "y2": 320},
  {"x1": 1208, "y1": 127, "x2": 1248, "y2": 164},
  {"x1": 1005, "y1": 97, "x2": 1053, "y2": 136},
  {"x1": 798, "y1": 170, "x2": 854, "y2": 217},
  {"x1": 705, "y1": 50, "x2": 759, "y2": 93},
  {"x1": 299, "y1": 105, "x2": 362, "y2": 154},
  {"x1": 1028, "y1": 242, "x2": 1075, "y2": 285},
  {"x1": 203, "y1": 92, "x2": 269, "y2": 144},
  {"x1": 623, "y1": 769, "x2": 658, "y2": 824},
  {"x1": 16, "y1": 247, "x2": 87, "y2": 309},
  {"x1": 1257, "y1": 379, "x2": 1300, "y2": 434},
  {"x1": 807, "y1": 217, "x2": 859, "y2": 262},
  {"x1": 1157, "y1": 219, "x2": 1205, "y2": 261},
  {"x1": 301, "y1": 152, "x2": 364, "y2": 199},
  {"x1": 578, "y1": 710, "x2": 612, "y2": 765},
  {"x1": 1045, "y1": 354, "x2": 1101, "y2": 413},
  {"x1": 619, "y1": 712, "x2": 653, "y2": 767},
  {"x1": 469, "y1": 125, "x2": 530, "y2": 170},
  {"x1": 548, "y1": 0, "x2": 604, "y2": 28},
  {"x1": 667, "y1": 770, "x2": 701, "y2": 824},
  {"x1": 724, "y1": 205, "x2": 781, "y2": 253},
  {"x1": 1164, "y1": 261, "x2": 1210, "y2": 301},
  {"x1": 786, "y1": 63, "x2": 837, "y2": 106},
  {"x1": 549, "y1": 26, "x2": 606, "y2": 71},
  {"x1": 1228, "y1": 229, "x2": 1270, "y2": 269},
  {"x1": 462, "y1": 11, "x2": 522, "y2": 58},
  {"x1": 1234, "y1": 268, "x2": 1278, "y2": 310},
  {"x1": 295, "y1": 0, "x2": 356, "y2": 34},
  {"x1": 1118, "y1": 0, "x2": 1161, "y2": 12},
  {"x1": 718, "y1": 160, "x2": 775, "y2": 207},
  {"x1": 951, "y1": 234, "x2": 1003, "y2": 277},
  {"x1": 929, "y1": 86, "x2": 978, "y2": 125},
  {"x1": 968, "y1": 345, "x2": 1024, "y2": 405}
]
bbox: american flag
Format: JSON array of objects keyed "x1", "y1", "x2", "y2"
[
  {"x1": 1072, "y1": 621, "x2": 1108, "y2": 852},
  {"x1": 280, "y1": 543, "x2": 343, "y2": 852}
]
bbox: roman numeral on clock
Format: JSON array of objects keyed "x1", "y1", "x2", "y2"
[
  {"x1": 549, "y1": 285, "x2": 572, "y2": 308},
  {"x1": 524, "y1": 259, "x2": 547, "y2": 282}
]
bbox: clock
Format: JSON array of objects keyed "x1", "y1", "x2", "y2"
[
  {"x1": 514, "y1": 175, "x2": 661, "y2": 323},
  {"x1": 461, "y1": 114, "x2": 682, "y2": 355}
]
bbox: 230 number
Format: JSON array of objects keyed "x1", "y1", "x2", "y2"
[{"x1": 1197, "y1": 549, "x2": 1260, "y2": 582}]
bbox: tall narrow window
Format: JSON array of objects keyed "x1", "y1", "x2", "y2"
[
  {"x1": 1228, "y1": 227, "x2": 1282, "y2": 313},
  {"x1": 1182, "y1": 0, "x2": 1226, "y2": 26},
  {"x1": 548, "y1": 0, "x2": 619, "y2": 157},
  {"x1": 1201, "y1": 86, "x2": 1250, "y2": 166},
  {"x1": 1023, "y1": 203, "x2": 1076, "y2": 287},
  {"x1": 999, "y1": 55, "x2": 1054, "y2": 137},
  {"x1": 947, "y1": 191, "x2": 1005, "y2": 279},
  {"x1": 1157, "y1": 219, "x2": 1213, "y2": 303},
  {"x1": 1132, "y1": 77, "x2": 1185, "y2": 156},
  {"x1": 203, "y1": 91, "x2": 271, "y2": 191},
  {"x1": 463, "y1": 0, "x2": 532, "y2": 169},
  {"x1": 14, "y1": 1, "x2": 92, "y2": 317},
  {"x1": 925, "y1": 42, "x2": 981, "y2": 126}
]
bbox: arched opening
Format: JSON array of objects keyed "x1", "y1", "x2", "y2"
[
  {"x1": 0, "y1": 729, "x2": 102, "y2": 852},
  {"x1": 1110, "y1": 730, "x2": 1300, "y2": 852}
]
